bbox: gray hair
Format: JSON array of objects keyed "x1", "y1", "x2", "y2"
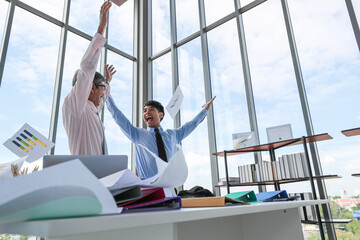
[{"x1": 72, "y1": 70, "x2": 105, "y2": 87}]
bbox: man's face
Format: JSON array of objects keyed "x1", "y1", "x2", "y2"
[
  {"x1": 143, "y1": 106, "x2": 163, "y2": 128},
  {"x1": 89, "y1": 83, "x2": 106, "y2": 108}
]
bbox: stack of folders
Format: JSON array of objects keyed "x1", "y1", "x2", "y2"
[
  {"x1": 237, "y1": 152, "x2": 310, "y2": 183},
  {"x1": 111, "y1": 186, "x2": 181, "y2": 213}
]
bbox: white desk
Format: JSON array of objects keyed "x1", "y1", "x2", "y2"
[{"x1": 0, "y1": 200, "x2": 327, "y2": 240}]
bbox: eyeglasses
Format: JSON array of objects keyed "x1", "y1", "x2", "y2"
[{"x1": 98, "y1": 84, "x2": 106, "y2": 92}]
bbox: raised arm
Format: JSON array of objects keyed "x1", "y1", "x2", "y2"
[
  {"x1": 97, "y1": 1, "x2": 112, "y2": 36},
  {"x1": 64, "y1": 2, "x2": 112, "y2": 114},
  {"x1": 175, "y1": 96, "x2": 216, "y2": 142},
  {"x1": 99, "y1": 64, "x2": 116, "y2": 110}
]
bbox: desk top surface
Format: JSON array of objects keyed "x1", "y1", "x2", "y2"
[{"x1": 0, "y1": 199, "x2": 328, "y2": 238}]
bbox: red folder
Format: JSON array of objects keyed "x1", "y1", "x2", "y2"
[{"x1": 118, "y1": 187, "x2": 181, "y2": 213}]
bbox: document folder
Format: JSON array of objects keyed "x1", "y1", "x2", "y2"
[
  {"x1": 181, "y1": 196, "x2": 249, "y2": 208},
  {"x1": 225, "y1": 190, "x2": 257, "y2": 202},
  {"x1": 110, "y1": 185, "x2": 142, "y2": 204},
  {"x1": 255, "y1": 190, "x2": 289, "y2": 202},
  {"x1": 118, "y1": 187, "x2": 181, "y2": 213}
]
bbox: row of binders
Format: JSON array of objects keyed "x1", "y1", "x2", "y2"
[{"x1": 219, "y1": 152, "x2": 310, "y2": 184}]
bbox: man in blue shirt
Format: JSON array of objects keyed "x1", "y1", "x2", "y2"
[{"x1": 106, "y1": 94, "x2": 215, "y2": 180}]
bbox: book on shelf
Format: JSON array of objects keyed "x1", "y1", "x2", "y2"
[
  {"x1": 218, "y1": 177, "x2": 240, "y2": 185},
  {"x1": 294, "y1": 153, "x2": 305, "y2": 178}
]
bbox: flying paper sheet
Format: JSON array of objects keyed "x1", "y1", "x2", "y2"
[
  {"x1": 166, "y1": 85, "x2": 184, "y2": 119},
  {"x1": 101, "y1": 144, "x2": 188, "y2": 190},
  {"x1": 0, "y1": 156, "x2": 27, "y2": 180},
  {"x1": 112, "y1": 0, "x2": 127, "y2": 7},
  {"x1": 0, "y1": 160, "x2": 120, "y2": 223},
  {"x1": 3, "y1": 123, "x2": 55, "y2": 163}
]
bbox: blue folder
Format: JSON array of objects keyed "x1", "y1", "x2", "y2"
[{"x1": 255, "y1": 190, "x2": 289, "y2": 202}]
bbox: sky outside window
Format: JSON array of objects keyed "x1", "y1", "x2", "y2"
[
  {"x1": 0, "y1": 6, "x2": 60, "y2": 165},
  {"x1": 0, "y1": 1, "x2": 8, "y2": 45},
  {"x1": 175, "y1": 0, "x2": 200, "y2": 41},
  {"x1": 152, "y1": 0, "x2": 171, "y2": 54},
  {"x1": 207, "y1": 19, "x2": 253, "y2": 186},
  {"x1": 178, "y1": 37, "x2": 212, "y2": 190},
  {"x1": 288, "y1": 0, "x2": 360, "y2": 196},
  {"x1": 22, "y1": 0, "x2": 64, "y2": 20},
  {"x1": 108, "y1": 0, "x2": 134, "y2": 55},
  {"x1": 104, "y1": 51, "x2": 133, "y2": 167}
]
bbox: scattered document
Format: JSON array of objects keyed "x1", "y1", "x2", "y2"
[
  {"x1": 232, "y1": 131, "x2": 257, "y2": 149},
  {"x1": 3, "y1": 123, "x2": 55, "y2": 163},
  {"x1": 111, "y1": 0, "x2": 127, "y2": 7},
  {"x1": 101, "y1": 144, "x2": 188, "y2": 190},
  {"x1": 0, "y1": 156, "x2": 27, "y2": 180},
  {"x1": 0, "y1": 160, "x2": 120, "y2": 223},
  {"x1": 266, "y1": 124, "x2": 293, "y2": 143},
  {"x1": 166, "y1": 85, "x2": 184, "y2": 119}
]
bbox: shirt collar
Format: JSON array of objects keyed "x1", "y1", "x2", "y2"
[{"x1": 147, "y1": 125, "x2": 164, "y2": 132}]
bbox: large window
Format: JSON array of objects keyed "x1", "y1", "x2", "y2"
[
  {"x1": 0, "y1": 1, "x2": 8, "y2": 44},
  {"x1": 22, "y1": 0, "x2": 64, "y2": 20},
  {"x1": 104, "y1": 51, "x2": 133, "y2": 165},
  {"x1": 152, "y1": 53, "x2": 173, "y2": 129},
  {"x1": 175, "y1": 0, "x2": 199, "y2": 41},
  {"x1": 152, "y1": 0, "x2": 171, "y2": 54},
  {"x1": 288, "y1": 0, "x2": 360, "y2": 197},
  {"x1": 0, "y1": 7, "x2": 60, "y2": 166},
  {"x1": 178, "y1": 38, "x2": 211, "y2": 190},
  {"x1": 108, "y1": 0, "x2": 134, "y2": 55}
]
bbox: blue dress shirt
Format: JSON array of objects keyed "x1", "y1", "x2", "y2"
[{"x1": 106, "y1": 94, "x2": 208, "y2": 179}]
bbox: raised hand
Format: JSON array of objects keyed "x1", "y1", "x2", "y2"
[
  {"x1": 97, "y1": 1, "x2": 112, "y2": 35},
  {"x1": 202, "y1": 96, "x2": 216, "y2": 110},
  {"x1": 105, "y1": 64, "x2": 117, "y2": 84}
]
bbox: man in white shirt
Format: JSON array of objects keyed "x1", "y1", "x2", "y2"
[{"x1": 62, "y1": 1, "x2": 116, "y2": 155}]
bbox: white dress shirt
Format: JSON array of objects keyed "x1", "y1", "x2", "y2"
[{"x1": 62, "y1": 33, "x2": 109, "y2": 155}]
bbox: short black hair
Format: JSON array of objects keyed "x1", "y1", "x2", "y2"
[
  {"x1": 144, "y1": 100, "x2": 165, "y2": 121},
  {"x1": 72, "y1": 70, "x2": 105, "y2": 87}
]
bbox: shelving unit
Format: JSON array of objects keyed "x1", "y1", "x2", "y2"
[{"x1": 213, "y1": 133, "x2": 339, "y2": 240}]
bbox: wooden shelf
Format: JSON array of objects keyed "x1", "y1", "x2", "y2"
[
  {"x1": 341, "y1": 127, "x2": 360, "y2": 137},
  {"x1": 352, "y1": 173, "x2": 360, "y2": 177},
  {"x1": 302, "y1": 219, "x2": 353, "y2": 224},
  {"x1": 313, "y1": 175, "x2": 341, "y2": 180},
  {"x1": 213, "y1": 133, "x2": 332, "y2": 157},
  {"x1": 216, "y1": 175, "x2": 340, "y2": 187}
]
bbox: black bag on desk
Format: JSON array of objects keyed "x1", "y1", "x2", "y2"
[{"x1": 178, "y1": 186, "x2": 215, "y2": 198}]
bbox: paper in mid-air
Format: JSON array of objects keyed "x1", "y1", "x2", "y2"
[
  {"x1": 112, "y1": 0, "x2": 127, "y2": 7},
  {"x1": 166, "y1": 85, "x2": 184, "y2": 119},
  {"x1": 3, "y1": 123, "x2": 55, "y2": 163}
]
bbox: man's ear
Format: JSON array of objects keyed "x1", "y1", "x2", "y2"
[
  {"x1": 159, "y1": 112, "x2": 164, "y2": 120},
  {"x1": 90, "y1": 83, "x2": 96, "y2": 93}
]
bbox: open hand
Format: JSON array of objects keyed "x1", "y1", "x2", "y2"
[
  {"x1": 202, "y1": 96, "x2": 216, "y2": 110},
  {"x1": 105, "y1": 64, "x2": 117, "y2": 84}
]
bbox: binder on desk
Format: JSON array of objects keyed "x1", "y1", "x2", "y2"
[
  {"x1": 225, "y1": 190, "x2": 257, "y2": 202},
  {"x1": 110, "y1": 185, "x2": 142, "y2": 204},
  {"x1": 118, "y1": 187, "x2": 181, "y2": 213},
  {"x1": 256, "y1": 190, "x2": 290, "y2": 202},
  {"x1": 181, "y1": 196, "x2": 249, "y2": 208}
]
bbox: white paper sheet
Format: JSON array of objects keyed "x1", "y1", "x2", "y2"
[
  {"x1": 3, "y1": 123, "x2": 55, "y2": 163},
  {"x1": 0, "y1": 156, "x2": 27, "y2": 180},
  {"x1": 166, "y1": 85, "x2": 184, "y2": 119},
  {"x1": 101, "y1": 144, "x2": 188, "y2": 190},
  {"x1": 111, "y1": 0, "x2": 127, "y2": 7},
  {"x1": 0, "y1": 160, "x2": 119, "y2": 223}
]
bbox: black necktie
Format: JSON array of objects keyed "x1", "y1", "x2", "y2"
[{"x1": 155, "y1": 127, "x2": 167, "y2": 162}]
